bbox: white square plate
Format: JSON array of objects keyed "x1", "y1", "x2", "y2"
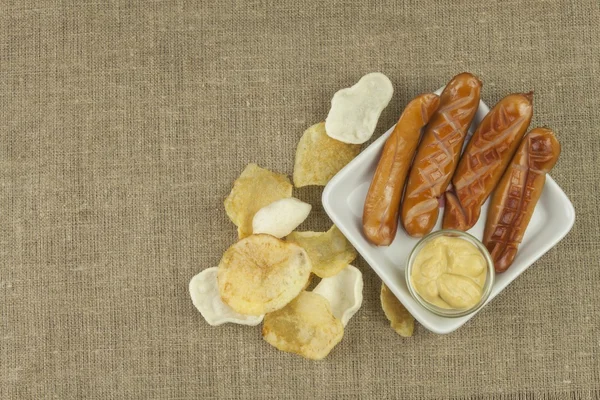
[{"x1": 322, "y1": 90, "x2": 575, "y2": 334}]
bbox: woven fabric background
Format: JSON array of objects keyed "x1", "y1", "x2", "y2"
[{"x1": 1, "y1": 0, "x2": 599, "y2": 399}]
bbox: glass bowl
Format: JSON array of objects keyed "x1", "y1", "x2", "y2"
[{"x1": 405, "y1": 229, "x2": 495, "y2": 318}]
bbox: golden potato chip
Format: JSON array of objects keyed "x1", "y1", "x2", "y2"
[
  {"x1": 262, "y1": 291, "x2": 344, "y2": 360},
  {"x1": 224, "y1": 164, "x2": 293, "y2": 238},
  {"x1": 286, "y1": 225, "x2": 357, "y2": 278},
  {"x1": 380, "y1": 283, "x2": 415, "y2": 337},
  {"x1": 293, "y1": 122, "x2": 361, "y2": 187},
  {"x1": 218, "y1": 234, "x2": 311, "y2": 316}
]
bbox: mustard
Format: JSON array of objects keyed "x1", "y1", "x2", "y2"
[{"x1": 410, "y1": 236, "x2": 487, "y2": 309}]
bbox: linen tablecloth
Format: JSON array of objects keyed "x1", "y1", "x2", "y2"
[{"x1": 1, "y1": 1, "x2": 599, "y2": 398}]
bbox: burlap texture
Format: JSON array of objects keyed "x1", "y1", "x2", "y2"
[{"x1": 1, "y1": 0, "x2": 599, "y2": 399}]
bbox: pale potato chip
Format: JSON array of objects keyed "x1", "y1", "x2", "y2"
[
  {"x1": 252, "y1": 198, "x2": 311, "y2": 238},
  {"x1": 380, "y1": 283, "x2": 415, "y2": 337},
  {"x1": 262, "y1": 291, "x2": 344, "y2": 360},
  {"x1": 224, "y1": 164, "x2": 293, "y2": 238},
  {"x1": 189, "y1": 267, "x2": 263, "y2": 326},
  {"x1": 218, "y1": 234, "x2": 311, "y2": 315},
  {"x1": 312, "y1": 265, "x2": 363, "y2": 326},
  {"x1": 293, "y1": 122, "x2": 361, "y2": 187},
  {"x1": 286, "y1": 225, "x2": 357, "y2": 278},
  {"x1": 325, "y1": 72, "x2": 394, "y2": 144}
]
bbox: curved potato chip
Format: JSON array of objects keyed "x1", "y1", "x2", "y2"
[
  {"x1": 381, "y1": 283, "x2": 415, "y2": 337},
  {"x1": 312, "y1": 265, "x2": 363, "y2": 326},
  {"x1": 189, "y1": 267, "x2": 264, "y2": 326},
  {"x1": 224, "y1": 164, "x2": 292, "y2": 238},
  {"x1": 293, "y1": 122, "x2": 361, "y2": 187},
  {"x1": 286, "y1": 225, "x2": 357, "y2": 278},
  {"x1": 218, "y1": 234, "x2": 311, "y2": 315},
  {"x1": 252, "y1": 198, "x2": 311, "y2": 238},
  {"x1": 325, "y1": 72, "x2": 394, "y2": 144},
  {"x1": 262, "y1": 291, "x2": 344, "y2": 360}
]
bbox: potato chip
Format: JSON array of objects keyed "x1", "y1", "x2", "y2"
[
  {"x1": 262, "y1": 291, "x2": 344, "y2": 360},
  {"x1": 218, "y1": 234, "x2": 311, "y2": 315},
  {"x1": 224, "y1": 164, "x2": 293, "y2": 238},
  {"x1": 293, "y1": 122, "x2": 361, "y2": 187},
  {"x1": 380, "y1": 283, "x2": 415, "y2": 337},
  {"x1": 189, "y1": 267, "x2": 264, "y2": 326},
  {"x1": 325, "y1": 72, "x2": 394, "y2": 144},
  {"x1": 286, "y1": 225, "x2": 357, "y2": 278},
  {"x1": 312, "y1": 265, "x2": 363, "y2": 326},
  {"x1": 252, "y1": 198, "x2": 311, "y2": 238}
]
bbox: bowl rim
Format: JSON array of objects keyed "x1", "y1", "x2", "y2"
[{"x1": 404, "y1": 229, "x2": 495, "y2": 318}]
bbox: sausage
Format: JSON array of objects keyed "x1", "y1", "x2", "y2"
[
  {"x1": 442, "y1": 92, "x2": 534, "y2": 231},
  {"x1": 401, "y1": 73, "x2": 482, "y2": 237},
  {"x1": 483, "y1": 128, "x2": 561, "y2": 273},
  {"x1": 362, "y1": 93, "x2": 440, "y2": 245}
]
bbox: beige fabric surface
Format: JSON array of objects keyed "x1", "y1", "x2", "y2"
[{"x1": 1, "y1": 0, "x2": 599, "y2": 399}]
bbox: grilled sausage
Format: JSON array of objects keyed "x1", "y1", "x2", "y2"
[
  {"x1": 443, "y1": 92, "x2": 534, "y2": 231},
  {"x1": 401, "y1": 73, "x2": 482, "y2": 237},
  {"x1": 483, "y1": 128, "x2": 561, "y2": 273},
  {"x1": 362, "y1": 93, "x2": 440, "y2": 245}
]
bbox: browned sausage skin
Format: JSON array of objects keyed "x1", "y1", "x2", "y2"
[
  {"x1": 362, "y1": 93, "x2": 440, "y2": 245},
  {"x1": 483, "y1": 128, "x2": 561, "y2": 273},
  {"x1": 401, "y1": 73, "x2": 482, "y2": 237},
  {"x1": 443, "y1": 92, "x2": 534, "y2": 231}
]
